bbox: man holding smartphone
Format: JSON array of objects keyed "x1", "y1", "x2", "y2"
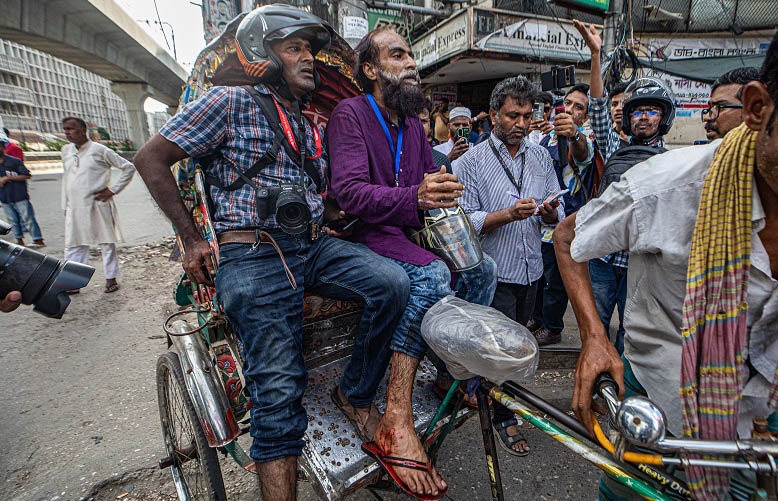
[{"x1": 434, "y1": 107, "x2": 474, "y2": 171}]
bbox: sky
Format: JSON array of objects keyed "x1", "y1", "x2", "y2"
[{"x1": 114, "y1": 0, "x2": 206, "y2": 112}]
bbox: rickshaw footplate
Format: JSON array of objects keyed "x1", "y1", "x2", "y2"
[{"x1": 299, "y1": 357, "x2": 473, "y2": 500}]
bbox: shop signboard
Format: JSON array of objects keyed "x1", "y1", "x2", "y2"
[
  {"x1": 472, "y1": 8, "x2": 592, "y2": 63},
  {"x1": 368, "y1": 11, "x2": 414, "y2": 41},
  {"x1": 639, "y1": 37, "x2": 771, "y2": 116},
  {"x1": 412, "y1": 11, "x2": 470, "y2": 71},
  {"x1": 368, "y1": 0, "x2": 414, "y2": 42},
  {"x1": 554, "y1": 0, "x2": 609, "y2": 13}
]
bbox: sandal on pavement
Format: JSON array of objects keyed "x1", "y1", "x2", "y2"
[
  {"x1": 361, "y1": 441, "x2": 448, "y2": 500},
  {"x1": 104, "y1": 283, "x2": 120, "y2": 293},
  {"x1": 330, "y1": 387, "x2": 381, "y2": 442},
  {"x1": 494, "y1": 417, "x2": 530, "y2": 457}
]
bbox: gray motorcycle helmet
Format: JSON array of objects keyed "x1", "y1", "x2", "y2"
[{"x1": 235, "y1": 5, "x2": 333, "y2": 83}]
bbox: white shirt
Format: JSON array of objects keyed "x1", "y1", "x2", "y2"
[
  {"x1": 434, "y1": 138, "x2": 472, "y2": 172},
  {"x1": 61, "y1": 141, "x2": 135, "y2": 247},
  {"x1": 571, "y1": 140, "x2": 778, "y2": 438}
]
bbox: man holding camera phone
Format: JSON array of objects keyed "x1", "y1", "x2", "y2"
[
  {"x1": 434, "y1": 106, "x2": 474, "y2": 171},
  {"x1": 133, "y1": 8, "x2": 412, "y2": 500}
]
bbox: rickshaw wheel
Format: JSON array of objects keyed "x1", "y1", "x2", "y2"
[{"x1": 157, "y1": 351, "x2": 227, "y2": 500}]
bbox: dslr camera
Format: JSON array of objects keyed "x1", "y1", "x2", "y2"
[
  {"x1": 0, "y1": 219, "x2": 94, "y2": 318},
  {"x1": 256, "y1": 184, "x2": 311, "y2": 235}
]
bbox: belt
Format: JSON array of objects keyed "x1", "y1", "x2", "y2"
[{"x1": 217, "y1": 229, "x2": 298, "y2": 289}]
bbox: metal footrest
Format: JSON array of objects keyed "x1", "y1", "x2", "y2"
[{"x1": 299, "y1": 358, "x2": 473, "y2": 500}]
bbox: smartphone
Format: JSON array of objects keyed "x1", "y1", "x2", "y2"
[
  {"x1": 456, "y1": 127, "x2": 470, "y2": 141},
  {"x1": 325, "y1": 217, "x2": 358, "y2": 233},
  {"x1": 532, "y1": 102, "x2": 544, "y2": 121},
  {"x1": 534, "y1": 189, "x2": 569, "y2": 214}
]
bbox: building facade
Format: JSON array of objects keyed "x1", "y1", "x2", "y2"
[{"x1": 0, "y1": 39, "x2": 130, "y2": 141}]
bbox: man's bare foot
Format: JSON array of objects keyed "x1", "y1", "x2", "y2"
[{"x1": 374, "y1": 411, "x2": 447, "y2": 497}]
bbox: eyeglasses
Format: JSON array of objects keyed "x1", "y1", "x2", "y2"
[
  {"x1": 701, "y1": 103, "x2": 743, "y2": 120},
  {"x1": 631, "y1": 109, "x2": 660, "y2": 118}
]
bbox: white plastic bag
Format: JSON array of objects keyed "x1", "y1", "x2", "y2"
[{"x1": 421, "y1": 296, "x2": 539, "y2": 383}]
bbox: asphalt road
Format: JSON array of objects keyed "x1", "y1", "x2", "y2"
[
  {"x1": 0, "y1": 172, "x2": 173, "y2": 252},
  {"x1": 1, "y1": 173, "x2": 604, "y2": 500}
]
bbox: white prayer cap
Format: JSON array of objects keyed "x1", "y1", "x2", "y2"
[{"x1": 449, "y1": 107, "x2": 472, "y2": 120}]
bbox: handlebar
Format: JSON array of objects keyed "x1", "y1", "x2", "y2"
[{"x1": 591, "y1": 372, "x2": 778, "y2": 474}]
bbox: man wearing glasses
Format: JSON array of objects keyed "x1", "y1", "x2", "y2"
[{"x1": 703, "y1": 67, "x2": 760, "y2": 141}]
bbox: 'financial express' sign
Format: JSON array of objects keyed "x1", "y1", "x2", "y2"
[
  {"x1": 413, "y1": 11, "x2": 470, "y2": 70},
  {"x1": 473, "y1": 9, "x2": 592, "y2": 62}
]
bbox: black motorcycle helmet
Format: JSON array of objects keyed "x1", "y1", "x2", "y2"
[
  {"x1": 621, "y1": 77, "x2": 677, "y2": 141},
  {"x1": 235, "y1": 5, "x2": 334, "y2": 83}
]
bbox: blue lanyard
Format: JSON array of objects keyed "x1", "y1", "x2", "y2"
[{"x1": 367, "y1": 94, "x2": 403, "y2": 187}]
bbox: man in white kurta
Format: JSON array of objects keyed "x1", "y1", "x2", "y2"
[{"x1": 61, "y1": 117, "x2": 135, "y2": 293}]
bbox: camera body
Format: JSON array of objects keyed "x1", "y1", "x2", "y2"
[
  {"x1": 0, "y1": 219, "x2": 94, "y2": 318},
  {"x1": 256, "y1": 183, "x2": 312, "y2": 235}
]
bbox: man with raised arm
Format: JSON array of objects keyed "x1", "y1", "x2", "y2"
[{"x1": 555, "y1": 31, "x2": 778, "y2": 500}]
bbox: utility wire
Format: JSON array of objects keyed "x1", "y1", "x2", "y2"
[{"x1": 153, "y1": 0, "x2": 172, "y2": 51}]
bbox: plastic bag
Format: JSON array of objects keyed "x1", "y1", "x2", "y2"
[{"x1": 421, "y1": 296, "x2": 539, "y2": 384}]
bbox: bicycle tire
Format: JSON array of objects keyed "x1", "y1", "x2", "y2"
[{"x1": 157, "y1": 351, "x2": 227, "y2": 500}]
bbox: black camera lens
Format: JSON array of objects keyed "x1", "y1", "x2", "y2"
[
  {"x1": 0, "y1": 240, "x2": 94, "y2": 318},
  {"x1": 275, "y1": 189, "x2": 311, "y2": 235}
]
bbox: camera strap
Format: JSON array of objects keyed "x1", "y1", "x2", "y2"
[
  {"x1": 488, "y1": 137, "x2": 525, "y2": 195},
  {"x1": 367, "y1": 94, "x2": 403, "y2": 187},
  {"x1": 244, "y1": 85, "x2": 324, "y2": 193}
]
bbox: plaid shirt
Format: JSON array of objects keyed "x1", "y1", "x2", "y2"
[{"x1": 160, "y1": 84, "x2": 326, "y2": 232}]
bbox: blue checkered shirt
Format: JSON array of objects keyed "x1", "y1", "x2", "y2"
[{"x1": 160, "y1": 84, "x2": 326, "y2": 233}]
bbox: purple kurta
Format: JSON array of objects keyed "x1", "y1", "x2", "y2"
[{"x1": 327, "y1": 95, "x2": 439, "y2": 266}]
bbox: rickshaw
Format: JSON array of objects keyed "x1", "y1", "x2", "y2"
[
  {"x1": 154, "y1": 11, "x2": 778, "y2": 501},
  {"x1": 154, "y1": 13, "x2": 475, "y2": 500}
]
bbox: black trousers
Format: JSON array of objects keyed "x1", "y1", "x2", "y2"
[
  {"x1": 532, "y1": 242, "x2": 568, "y2": 334},
  {"x1": 490, "y1": 280, "x2": 539, "y2": 424}
]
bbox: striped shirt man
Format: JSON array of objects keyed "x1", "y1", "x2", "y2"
[{"x1": 456, "y1": 133, "x2": 565, "y2": 285}]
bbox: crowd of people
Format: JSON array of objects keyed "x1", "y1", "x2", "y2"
[{"x1": 2, "y1": 5, "x2": 776, "y2": 501}]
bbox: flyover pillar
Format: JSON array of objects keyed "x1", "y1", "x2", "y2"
[{"x1": 111, "y1": 83, "x2": 151, "y2": 149}]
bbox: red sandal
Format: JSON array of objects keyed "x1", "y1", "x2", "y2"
[{"x1": 361, "y1": 441, "x2": 448, "y2": 500}]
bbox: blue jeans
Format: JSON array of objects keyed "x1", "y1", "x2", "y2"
[
  {"x1": 215, "y1": 231, "x2": 409, "y2": 463},
  {"x1": 386, "y1": 258, "x2": 452, "y2": 360},
  {"x1": 433, "y1": 254, "x2": 498, "y2": 380},
  {"x1": 532, "y1": 242, "x2": 568, "y2": 334},
  {"x1": 452, "y1": 253, "x2": 498, "y2": 307},
  {"x1": 2, "y1": 199, "x2": 42, "y2": 241},
  {"x1": 589, "y1": 258, "x2": 627, "y2": 354}
]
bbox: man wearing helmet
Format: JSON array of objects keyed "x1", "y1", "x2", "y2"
[
  {"x1": 555, "y1": 30, "x2": 778, "y2": 500},
  {"x1": 133, "y1": 7, "x2": 412, "y2": 500}
]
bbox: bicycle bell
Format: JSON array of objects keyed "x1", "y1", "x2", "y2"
[{"x1": 616, "y1": 396, "x2": 667, "y2": 446}]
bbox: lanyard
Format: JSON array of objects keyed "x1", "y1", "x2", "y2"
[
  {"x1": 271, "y1": 96, "x2": 323, "y2": 160},
  {"x1": 367, "y1": 94, "x2": 403, "y2": 186},
  {"x1": 488, "y1": 137, "x2": 525, "y2": 194}
]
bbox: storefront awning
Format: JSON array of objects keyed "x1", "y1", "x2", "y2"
[{"x1": 638, "y1": 54, "x2": 766, "y2": 84}]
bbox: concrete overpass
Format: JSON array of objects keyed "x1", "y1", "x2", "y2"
[{"x1": 0, "y1": 0, "x2": 189, "y2": 148}]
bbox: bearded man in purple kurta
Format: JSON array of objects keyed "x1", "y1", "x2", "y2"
[{"x1": 326, "y1": 27, "x2": 496, "y2": 499}]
